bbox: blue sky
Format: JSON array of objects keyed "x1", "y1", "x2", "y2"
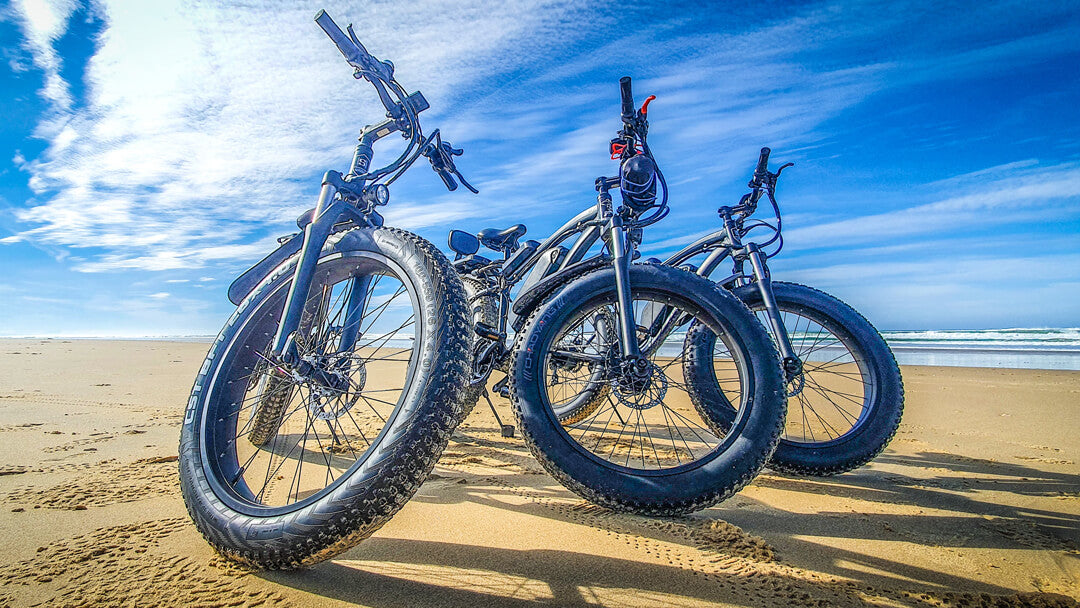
[{"x1": 1, "y1": 0, "x2": 1078, "y2": 336}]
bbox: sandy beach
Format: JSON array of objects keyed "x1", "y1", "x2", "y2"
[{"x1": 0, "y1": 338, "x2": 1077, "y2": 607}]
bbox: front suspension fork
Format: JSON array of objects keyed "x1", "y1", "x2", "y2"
[
  {"x1": 609, "y1": 218, "x2": 641, "y2": 360},
  {"x1": 596, "y1": 177, "x2": 642, "y2": 362},
  {"x1": 745, "y1": 243, "x2": 801, "y2": 377},
  {"x1": 271, "y1": 174, "x2": 372, "y2": 367}
]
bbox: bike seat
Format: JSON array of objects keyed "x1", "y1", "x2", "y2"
[{"x1": 477, "y1": 224, "x2": 526, "y2": 252}]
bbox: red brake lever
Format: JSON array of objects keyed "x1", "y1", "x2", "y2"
[{"x1": 640, "y1": 95, "x2": 656, "y2": 115}]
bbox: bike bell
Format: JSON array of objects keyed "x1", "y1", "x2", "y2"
[{"x1": 620, "y1": 154, "x2": 658, "y2": 213}]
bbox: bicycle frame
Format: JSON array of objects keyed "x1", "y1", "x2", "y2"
[
  {"x1": 664, "y1": 206, "x2": 802, "y2": 373},
  {"x1": 459, "y1": 168, "x2": 804, "y2": 392},
  {"x1": 460, "y1": 179, "x2": 640, "y2": 345}
]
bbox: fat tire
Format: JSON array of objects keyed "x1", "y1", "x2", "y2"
[
  {"x1": 458, "y1": 276, "x2": 500, "y2": 422},
  {"x1": 179, "y1": 227, "x2": 471, "y2": 569},
  {"x1": 684, "y1": 281, "x2": 904, "y2": 476},
  {"x1": 510, "y1": 264, "x2": 786, "y2": 516},
  {"x1": 246, "y1": 371, "x2": 293, "y2": 447}
]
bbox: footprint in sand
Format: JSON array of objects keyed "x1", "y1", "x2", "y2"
[
  {"x1": 4, "y1": 456, "x2": 180, "y2": 510},
  {"x1": 0, "y1": 518, "x2": 287, "y2": 607},
  {"x1": 41, "y1": 434, "x2": 116, "y2": 454}
]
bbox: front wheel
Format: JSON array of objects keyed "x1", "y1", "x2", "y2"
[
  {"x1": 684, "y1": 281, "x2": 904, "y2": 476},
  {"x1": 510, "y1": 264, "x2": 786, "y2": 516},
  {"x1": 179, "y1": 227, "x2": 470, "y2": 568}
]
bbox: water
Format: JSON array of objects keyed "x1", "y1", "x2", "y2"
[
  {"x1": 18, "y1": 329, "x2": 1080, "y2": 371},
  {"x1": 878, "y1": 328, "x2": 1080, "y2": 370},
  {"x1": 650, "y1": 328, "x2": 1080, "y2": 370}
]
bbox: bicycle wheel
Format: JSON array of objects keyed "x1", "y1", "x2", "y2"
[
  {"x1": 459, "y1": 274, "x2": 610, "y2": 425},
  {"x1": 179, "y1": 227, "x2": 470, "y2": 568},
  {"x1": 458, "y1": 276, "x2": 500, "y2": 422},
  {"x1": 684, "y1": 281, "x2": 904, "y2": 475},
  {"x1": 510, "y1": 264, "x2": 785, "y2": 515},
  {"x1": 550, "y1": 308, "x2": 612, "y2": 426}
]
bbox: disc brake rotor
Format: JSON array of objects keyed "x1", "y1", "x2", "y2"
[
  {"x1": 611, "y1": 360, "x2": 668, "y2": 410},
  {"x1": 307, "y1": 364, "x2": 366, "y2": 421},
  {"x1": 785, "y1": 371, "x2": 805, "y2": 397}
]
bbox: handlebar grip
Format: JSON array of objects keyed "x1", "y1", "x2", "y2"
[
  {"x1": 436, "y1": 169, "x2": 458, "y2": 191},
  {"x1": 619, "y1": 77, "x2": 635, "y2": 120},
  {"x1": 315, "y1": 10, "x2": 362, "y2": 64},
  {"x1": 755, "y1": 147, "x2": 771, "y2": 176}
]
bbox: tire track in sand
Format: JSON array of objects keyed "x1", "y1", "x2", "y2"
[{"x1": 440, "y1": 426, "x2": 1079, "y2": 608}]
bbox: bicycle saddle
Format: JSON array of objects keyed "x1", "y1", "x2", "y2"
[{"x1": 477, "y1": 224, "x2": 526, "y2": 252}]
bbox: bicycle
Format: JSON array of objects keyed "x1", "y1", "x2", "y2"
[
  {"x1": 453, "y1": 146, "x2": 903, "y2": 477},
  {"x1": 450, "y1": 78, "x2": 787, "y2": 515},
  {"x1": 668, "y1": 147, "x2": 905, "y2": 475},
  {"x1": 179, "y1": 10, "x2": 477, "y2": 569}
]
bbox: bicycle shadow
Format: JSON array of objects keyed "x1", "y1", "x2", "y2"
[
  {"x1": 749, "y1": 450, "x2": 1080, "y2": 545},
  {"x1": 261, "y1": 536, "x2": 1031, "y2": 608},
  {"x1": 402, "y1": 428, "x2": 1080, "y2": 596}
]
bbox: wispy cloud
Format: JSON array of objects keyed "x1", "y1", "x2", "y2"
[
  {"x1": 8, "y1": 0, "x2": 79, "y2": 110},
  {"x1": 5, "y1": 0, "x2": 1079, "y2": 290},
  {"x1": 6, "y1": 0, "x2": 602, "y2": 270},
  {"x1": 783, "y1": 161, "x2": 1080, "y2": 250}
]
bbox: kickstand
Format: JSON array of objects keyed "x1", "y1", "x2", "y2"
[{"x1": 482, "y1": 388, "x2": 515, "y2": 438}]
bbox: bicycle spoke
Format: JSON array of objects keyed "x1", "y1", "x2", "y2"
[
  {"x1": 544, "y1": 296, "x2": 739, "y2": 471},
  {"x1": 211, "y1": 259, "x2": 421, "y2": 510}
]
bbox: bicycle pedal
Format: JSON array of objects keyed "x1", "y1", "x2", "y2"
[{"x1": 500, "y1": 425, "x2": 515, "y2": 438}]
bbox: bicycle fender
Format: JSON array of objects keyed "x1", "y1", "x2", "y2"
[
  {"x1": 227, "y1": 233, "x2": 304, "y2": 305},
  {"x1": 510, "y1": 256, "x2": 608, "y2": 332}
]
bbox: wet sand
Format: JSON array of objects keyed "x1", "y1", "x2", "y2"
[{"x1": 0, "y1": 338, "x2": 1077, "y2": 607}]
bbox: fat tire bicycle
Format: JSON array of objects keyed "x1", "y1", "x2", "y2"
[{"x1": 179, "y1": 10, "x2": 477, "y2": 569}]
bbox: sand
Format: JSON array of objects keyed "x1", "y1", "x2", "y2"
[{"x1": 0, "y1": 338, "x2": 1077, "y2": 607}]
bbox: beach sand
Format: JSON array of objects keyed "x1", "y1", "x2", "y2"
[{"x1": 0, "y1": 338, "x2": 1077, "y2": 607}]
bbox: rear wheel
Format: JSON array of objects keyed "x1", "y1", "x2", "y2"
[
  {"x1": 684, "y1": 282, "x2": 903, "y2": 475},
  {"x1": 179, "y1": 227, "x2": 470, "y2": 568},
  {"x1": 459, "y1": 276, "x2": 500, "y2": 422}
]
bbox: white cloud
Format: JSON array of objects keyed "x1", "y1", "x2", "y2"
[
  {"x1": 9, "y1": 0, "x2": 599, "y2": 271},
  {"x1": 7, "y1": 0, "x2": 1080, "y2": 285},
  {"x1": 783, "y1": 162, "x2": 1080, "y2": 250},
  {"x1": 9, "y1": 0, "x2": 78, "y2": 108}
]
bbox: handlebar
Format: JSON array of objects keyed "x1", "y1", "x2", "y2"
[
  {"x1": 314, "y1": 9, "x2": 477, "y2": 194},
  {"x1": 315, "y1": 10, "x2": 394, "y2": 83},
  {"x1": 315, "y1": 10, "x2": 399, "y2": 117},
  {"x1": 435, "y1": 167, "x2": 458, "y2": 191},
  {"x1": 315, "y1": 10, "x2": 364, "y2": 65},
  {"x1": 619, "y1": 77, "x2": 635, "y2": 123}
]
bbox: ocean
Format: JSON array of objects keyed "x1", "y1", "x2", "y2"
[
  {"x1": 18, "y1": 328, "x2": 1080, "y2": 371},
  {"x1": 651, "y1": 328, "x2": 1080, "y2": 371},
  {"x1": 876, "y1": 328, "x2": 1080, "y2": 371}
]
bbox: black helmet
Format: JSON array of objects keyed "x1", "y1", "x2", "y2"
[{"x1": 620, "y1": 154, "x2": 658, "y2": 212}]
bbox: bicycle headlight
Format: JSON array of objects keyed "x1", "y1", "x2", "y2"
[{"x1": 362, "y1": 184, "x2": 390, "y2": 207}]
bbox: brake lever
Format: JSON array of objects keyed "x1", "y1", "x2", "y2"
[
  {"x1": 438, "y1": 141, "x2": 478, "y2": 193},
  {"x1": 346, "y1": 24, "x2": 394, "y2": 82},
  {"x1": 429, "y1": 132, "x2": 478, "y2": 193},
  {"x1": 453, "y1": 167, "x2": 479, "y2": 194}
]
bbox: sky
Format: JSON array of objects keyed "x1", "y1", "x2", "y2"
[{"x1": 1, "y1": 0, "x2": 1078, "y2": 337}]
